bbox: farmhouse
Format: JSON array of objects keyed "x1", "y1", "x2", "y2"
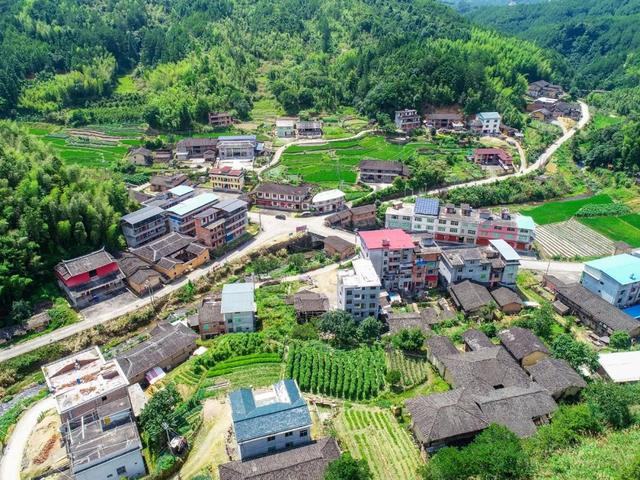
[
  {"x1": 311, "y1": 189, "x2": 345, "y2": 213},
  {"x1": 491, "y1": 287, "x2": 523, "y2": 314},
  {"x1": 127, "y1": 147, "x2": 153, "y2": 166},
  {"x1": 472, "y1": 148, "x2": 513, "y2": 170},
  {"x1": 323, "y1": 235, "x2": 355, "y2": 260},
  {"x1": 359, "y1": 159, "x2": 411, "y2": 184},
  {"x1": 449, "y1": 280, "x2": 493, "y2": 315},
  {"x1": 555, "y1": 283, "x2": 640, "y2": 338},
  {"x1": 149, "y1": 173, "x2": 189, "y2": 192},
  {"x1": 130, "y1": 232, "x2": 210, "y2": 280},
  {"x1": 526, "y1": 97, "x2": 558, "y2": 112},
  {"x1": 289, "y1": 290, "x2": 330, "y2": 321},
  {"x1": 117, "y1": 252, "x2": 164, "y2": 295},
  {"x1": 276, "y1": 118, "x2": 297, "y2": 138},
  {"x1": 230, "y1": 379, "x2": 313, "y2": 460},
  {"x1": 175, "y1": 137, "x2": 218, "y2": 161},
  {"x1": 386, "y1": 311, "x2": 432, "y2": 335},
  {"x1": 527, "y1": 80, "x2": 565, "y2": 99},
  {"x1": 252, "y1": 182, "x2": 314, "y2": 211},
  {"x1": 525, "y1": 357, "x2": 586, "y2": 400},
  {"x1": 54, "y1": 249, "x2": 126, "y2": 309},
  {"x1": 296, "y1": 120, "x2": 323, "y2": 138},
  {"x1": 210, "y1": 166, "x2": 245, "y2": 192},
  {"x1": 499, "y1": 327, "x2": 550, "y2": 367},
  {"x1": 424, "y1": 112, "x2": 464, "y2": 129},
  {"x1": 461, "y1": 329, "x2": 494, "y2": 352},
  {"x1": 116, "y1": 322, "x2": 198, "y2": 385},
  {"x1": 198, "y1": 296, "x2": 226, "y2": 339},
  {"x1": 324, "y1": 204, "x2": 377, "y2": 229},
  {"x1": 208, "y1": 111, "x2": 234, "y2": 127},
  {"x1": 530, "y1": 108, "x2": 552, "y2": 122},
  {"x1": 219, "y1": 437, "x2": 340, "y2": 480},
  {"x1": 394, "y1": 109, "x2": 421, "y2": 132}
]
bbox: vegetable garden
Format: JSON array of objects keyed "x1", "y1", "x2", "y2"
[
  {"x1": 385, "y1": 349, "x2": 431, "y2": 390},
  {"x1": 286, "y1": 342, "x2": 386, "y2": 400}
]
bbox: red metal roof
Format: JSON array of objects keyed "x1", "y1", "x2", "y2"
[{"x1": 358, "y1": 229, "x2": 415, "y2": 250}]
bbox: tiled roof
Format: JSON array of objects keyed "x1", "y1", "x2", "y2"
[
  {"x1": 323, "y1": 236, "x2": 354, "y2": 253},
  {"x1": 359, "y1": 159, "x2": 407, "y2": 172},
  {"x1": 358, "y1": 229, "x2": 415, "y2": 250},
  {"x1": 131, "y1": 232, "x2": 204, "y2": 264},
  {"x1": 449, "y1": 280, "x2": 493, "y2": 313},
  {"x1": 292, "y1": 291, "x2": 330, "y2": 314},
  {"x1": 55, "y1": 248, "x2": 116, "y2": 280},
  {"x1": 499, "y1": 327, "x2": 549, "y2": 362},
  {"x1": 525, "y1": 357, "x2": 586, "y2": 398},
  {"x1": 490, "y1": 287, "x2": 523, "y2": 308},
  {"x1": 253, "y1": 182, "x2": 314, "y2": 196},
  {"x1": 461, "y1": 329, "x2": 494, "y2": 351}
]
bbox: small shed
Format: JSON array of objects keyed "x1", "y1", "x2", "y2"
[{"x1": 490, "y1": 287, "x2": 523, "y2": 314}]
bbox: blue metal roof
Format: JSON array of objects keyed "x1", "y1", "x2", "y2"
[
  {"x1": 168, "y1": 185, "x2": 194, "y2": 197},
  {"x1": 623, "y1": 304, "x2": 640, "y2": 319},
  {"x1": 166, "y1": 193, "x2": 219, "y2": 216},
  {"x1": 585, "y1": 254, "x2": 640, "y2": 286},
  {"x1": 515, "y1": 215, "x2": 536, "y2": 231},
  {"x1": 415, "y1": 197, "x2": 440, "y2": 216},
  {"x1": 478, "y1": 111, "x2": 501, "y2": 120},
  {"x1": 230, "y1": 380, "x2": 312, "y2": 442}
]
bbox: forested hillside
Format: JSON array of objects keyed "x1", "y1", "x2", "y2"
[
  {"x1": 467, "y1": 0, "x2": 640, "y2": 91},
  {"x1": 0, "y1": 0, "x2": 563, "y2": 129}
]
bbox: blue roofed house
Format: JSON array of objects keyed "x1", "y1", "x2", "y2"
[
  {"x1": 581, "y1": 254, "x2": 640, "y2": 308},
  {"x1": 230, "y1": 379, "x2": 313, "y2": 460},
  {"x1": 166, "y1": 193, "x2": 219, "y2": 236},
  {"x1": 221, "y1": 282, "x2": 257, "y2": 332}
]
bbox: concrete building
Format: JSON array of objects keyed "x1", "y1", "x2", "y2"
[
  {"x1": 581, "y1": 254, "x2": 640, "y2": 308},
  {"x1": 337, "y1": 258, "x2": 381, "y2": 320},
  {"x1": 472, "y1": 112, "x2": 501, "y2": 134},
  {"x1": 221, "y1": 282, "x2": 256, "y2": 332},
  {"x1": 166, "y1": 193, "x2": 220, "y2": 235},
  {"x1": 252, "y1": 183, "x2": 313, "y2": 211},
  {"x1": 296, "y1": 121, "x2": 323, "y2": 138},
  {"x1": 210, "y1": 166, "x2": 245, "y2": 192},
  {"x1": 275, "y1": 118, "x2": 297, "y2": 138},
  {"x1": 54, "y1": 249, "x2": 126, "y2": 309},
  {"x1": 394, "y1": 109, "x2": 421, "y2": 132},
  {"x1": 311, "y1": 189, "x2": 345, "y2": 214},
  {"x1": 194, "y1": 199, "x2": 249, "y2": 250},
  {"x1": 598, "y1": 351, "x2": 640, "y2": 383},
  {"x1": 175, "y1": 138, "x2": 218, "y2": 161},
  {"x1": 121, "y1": 205, "x2": 168, "y2": 248},
  {"x1": 230, "y1": 380, "x2": 312, "y2": 460},
  {"x1": 218, "y1": 135, "x2": 257, "y2": 162},
  {"x1": 359, "y1": 159, "x2": 411, "y2": 184},
  {"x1": 358, "y1": 229, "x2": 417, "y2": 293}
]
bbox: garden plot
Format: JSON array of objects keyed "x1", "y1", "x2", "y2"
[
  {"x1": 333, "y1": 405, "x2": 423, "y2": 480},
  {"x1": 535, "y1": 219, "x2": 614, "y2": 258}
]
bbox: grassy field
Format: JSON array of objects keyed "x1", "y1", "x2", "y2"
[
  {"x1": 578, "y1": 215, "x2": 640, "y2": 247},
  {"x1": 270, "y1": 134, "x2": 482, "y2": 189},
  {"x1": 40, "y1": 135, "x2": 129, "y2": 168},
  {"x1": 333, "y1": 405, "x2": 423, "y2": 480},
  {"x1": 520, "y1": 194, "x2": 613, "y2": 225},
  {"x1": 535, "y1": 426, "x2": 640, "y2": 479}
]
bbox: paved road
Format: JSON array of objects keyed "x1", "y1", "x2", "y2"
[{"x1": 0, "y1": 396, "x2": 56, "y2": 480}]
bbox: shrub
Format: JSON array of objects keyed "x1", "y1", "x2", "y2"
[
  {"x1": 325, "y1": 453, "x2": 372, "y2": 480},
  {"x1": 583, "y1": 381, "x2": 634, "y2": 429},
  {"x1": 529, "y1": 404, "x2": 603, "y2": 455},
  {"x1": 391, "y1": 328, "x2": 425, "y2": 352},
  {"x1": 609, "y1": 331, "x2": 632, "y2": 350},
  {"x1": 155, "y1": 454, "x2": 177, "y2": 472},
  {"x1": 575, "y1": 203, "x2": 631, "y2": 217}
]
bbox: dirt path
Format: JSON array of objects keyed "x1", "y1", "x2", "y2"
[{"x1": 178, "y1": 399, "x2": 232, "y2": 479}]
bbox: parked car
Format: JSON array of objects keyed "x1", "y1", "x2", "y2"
[{"x1": 275, "y1": 214, "x2": 286, "y2": 220}]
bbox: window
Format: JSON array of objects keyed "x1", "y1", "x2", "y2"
[
  {"x1": 101, "y1": 395, "x2": 108, "y2": 401},
  {"x1": 286, "y1": 442, "x2": 294, "y2": 448},
  {"x1": 116, "y1": 467, "x2": 127, "y2": 475},
  {"x1": 285, "y1": 431, "x2": 293, "y2": 437},
  {"x1": 300, "y1": 430, "x2": 308, "y2": 437},
  {"x1": 267, "y1": 436, "x2": 276, "y2": 442}
]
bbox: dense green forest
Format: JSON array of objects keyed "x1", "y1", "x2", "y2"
[
  {"x1": 0, "y1": 0, "x2": 563, "y2": 130},
  {"x1": 467, "y1": 0, "x2": 640, "y2": 91},
  {"x1": 0, "y1": 122, "x2": 132, "y2": 323}
]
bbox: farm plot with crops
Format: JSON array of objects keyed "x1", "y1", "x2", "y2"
[
  {"x1": 520, "y1": 194, "x2": 613, "y2": 225},
  {"x1": 385, "y1": 349, "x2": 431, "y2": 390},
  {"x1": 286, "y1": 342, "x2": 386, "y2": 400},
  {"x1": 535, "y1": 219, "x2": 614, "y2": 258},
  {"x1": 578, "y1": 215, "x2": 640, "y2": 247},
  {"x1": 333, "y1": 405, "x2": 423, "y2": 480}
]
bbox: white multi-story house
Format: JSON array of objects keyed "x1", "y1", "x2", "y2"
[
  {"x1": 120, "y1": 206, "x2": 168, "y2": 248},
  {"x1": 221, "y1": 282, "x2": 256, "y2": 332},
  {"x1": 473, "y1": 112, "x2": 501, "y2": 134},
  {"x1": 311, "y1": 189, "x2": 346, "y2": 214},
  {"x1": 581, "y1": 254, "x2": 640, "y2": 308},
  {"x1": 338, "y1": 258, "x2": 382, "y2": 320},
  {"x1": 230, "y1": 380, "x2": 312, "y2": 460},
  {"x1": 166, "y1": 193, "x2": 219, "y2": 236}
]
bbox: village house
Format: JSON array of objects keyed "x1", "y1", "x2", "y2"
[
  {"x1": 338, "y1": 258, "x2": 382, "y2": 320},
  {"x1": 194, "y1": 198, "x2": 248, "y2": 250},
  {"x1": 289, "y1": 290, "x2": 330, "y2": 321},
  {"x1": 127, "y1": 147, "x2": 153, "y2": 166},
  {"x1": 208, "y1": 111, "x2": 234, "y2": 127},
  {"x1": 149, "y1": 173, "x2": 189, "y2": 192},
  {"x1": 413, "y1": 243, "x2": 442, "y2": 291},
  {"x1": 424, "y1": 111, "x2": 464, "y2": 129},
  {"x1": 175, "y1": 137, "x2": 218, "y2": 161},
  {"x1": 252, "y1": 182, "x2": 314, "y2": 211},
  {"x1": 527, "y1": 80, "x2": 565, "y2": 99},
  {"x1": 210, "y1": 166, "x2": 246, "y2": 192},
  {"x1": 230, "y1": 379, "x2": 313, "y2": 460},
  {"x1": 471, "y1": 112, "x2": 501, "y2": 134},
  {"x1": 580, "y1": 254, "x2": 640, "y2": 308},
  {"x1": 394, "y1": 109, "x2": 422, "y2": 132},
  {"x1": 198, "y1": 296, "x2": 226, "y2": 339},
  {"x1": 218, "y1": 135, "x2": 258, "y2": 163},
  {"x1": 386, "y1": 310, "x2": 435, "y2": 335},
  {"x1": 472, "y1": 148, "x2": 514, "y2": 170},
  {"x1": 219, "y1": 437, "x2": 340, "y2": 480},
  {"x1": 553, "y1": 101, "x2": 581, "y2": 120},
  {"x1": 311, "y1": 189, "x2": 346, "y2": 213},
  {"x1": 120, "y1": 205, "x2": 168, "y2": 248},
  {"x1": 324, "y1": 204, "x2": 377, "y2": 230},
  {"x1": 166, "y1": 193, "x2": 220, "y2": 236},
  {"x1": 153, "y1": 148, "x2": 173, "y2": 163},
  {"x1": 323, "y1": 235, "x2": 355, "y2": 260},
  {"x1": 142, "y1": 184, "x2": 196, "y2": 211},
  {"x1": 359, "y1": 159, "x2": 411, "y2": 184},
  {"x1": 117, "y1": 252, "x2": 164, "y2": 295},
  {"x1": 296, "y1": 120, "x2": 323, "y2": 138},
  {"x1": 499, "y1": 327, "x2": 550, "y2": 367},
  {"x1": 462, "y1": 329, "x2": 494, "y2": 352},
  {"x1": 448, "y1": 280, "x2": 494, "y2": 316},
  {"x1": 526, "y1": 97, "x2": 558, "y2": 112},
  {"x1": 491, "y1": 286, "x2": 523, "y2": 314},
  {"x1": 130, "y1": 232, "x2": 210, "y2": 281},
  {"x1": 276, "y1": 118, "x2": 297, "y2": 138},
  {"x1": 54, "y1": 249, "x2": 126, "y2": 309},
  {"x1": 555, "y1": 283, "x2": 640, "y2": 339},
  {"x1": 221, "y1": 282, "x2": 256, "y2": 332},
  {"x1": 116, "y1": 322, "x2": 198, "y2": 385},
  {"x1": 530, "y1": 108, "x2": 552, "y2": 122},
  {"x1": 525, "y1": 357, "x2": 587, "y2": 400}
]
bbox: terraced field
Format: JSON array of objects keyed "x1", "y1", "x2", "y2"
[
  {"x1": 535, "y1": 219, "x2": 614, "y2": 258},
  {"x1": 578, "y1": 215, "x2": 640, "y2": 247},
  {"x1": 385, "y1": 349, "x2": 431, "y2": 390},
  {"x1": 334, "y1": 406, "x2": 423, "y2": 480}
]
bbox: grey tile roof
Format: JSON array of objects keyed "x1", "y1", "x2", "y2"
[
  {"x1": 491, "y1": 287, "x2": 523, "y2": 308},
  {"x1": 116, "y1": 322, "x2": 197, "y2": 381},
  {"x1": 292, "y1": 291, "x2": 329, "y2": 314},
  {"x1": 55, "y1": 248, "x2": 116, "y2": 280},
  {"x1": 499, "y1": 327, "x2": 550, "y2": 362},
  {"x1": 461, "y1": 329, "x2": 494, "y2": 351},
  {"x1": 525, "y1": 357, "x2": 586, "y2": 398},
  {"x1": 359, "y1": 159, "x2": 411, "y2": 175},
  {"x1": 230, "y1": 380, "x2": 312, "y2": 443},
  {"x1": 388, "y1": 311, "x2": 430, "y2": 334},
  {"x1": 323, "y1": 236, "x2": 354, "y2": 253},
  {"x1": 253, "y1": 182, "x2": 313, "y2": 196},
  {"x1": 349, "y1": 204, "x2": 376, "y2": 215},
  {"x1": 131, "y1": 232, "x2": 205, "y2": 265},
  {"x1": 426, "y1": 336, "x2": 459, "y2": 359},
  {"x1": 219, "y1": 437, "x2": 340, "y2": 480},
  {"x1": 449, "y1": 280, "x2": 493, "y2": 313}
]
